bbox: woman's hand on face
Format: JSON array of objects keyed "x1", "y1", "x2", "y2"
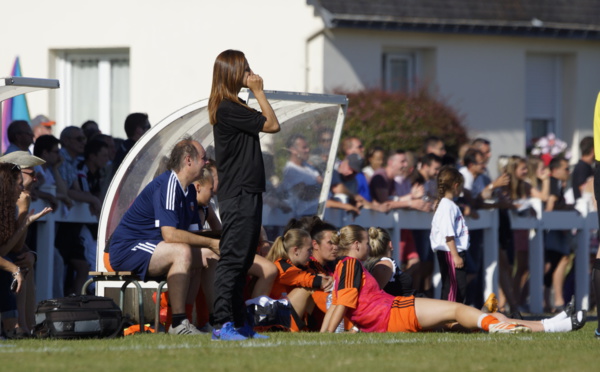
[{"x1": 246, "y1": 73, "x2": 263, "y2": 93}]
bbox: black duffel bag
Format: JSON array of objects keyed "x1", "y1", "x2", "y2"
[
  {"x1": 246, "y1": 297, "x2": 292, "y2": 331},
  {"x1": 34, "y1": 294, "x2": 123, "y2": 339}
]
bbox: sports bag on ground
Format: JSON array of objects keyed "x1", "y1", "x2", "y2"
[
  {"x1": 246, "y1": 296, "x2": 291, "y2": 331},
  {"x1": 34, "y1": 294, "x2": 123, "y2": 339}
]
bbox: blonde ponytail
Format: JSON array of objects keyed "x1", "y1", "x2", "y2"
[{"x1": 266, "y1": 228, "x2": 311, "y2": 262}]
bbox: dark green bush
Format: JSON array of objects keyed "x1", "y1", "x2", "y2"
[{"x1": 340, "y1": 87, "x2": 468, "y2": 158}]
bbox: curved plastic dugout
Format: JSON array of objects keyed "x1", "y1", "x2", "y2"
[{"x1": 96, "y1": 91, "x2": 348, "y2": 270}]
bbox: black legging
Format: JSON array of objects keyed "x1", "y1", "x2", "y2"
[{"x1": 212, "y1": 191, "x2": 262, "y2": 328}]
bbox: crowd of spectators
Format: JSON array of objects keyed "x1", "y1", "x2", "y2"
[
  {"x1": 265, "y1": 132, "x2": 596, "y2": 317},
  {"x1": 0, "y1": 113, "x2": 595, "y2": 337},
  {"x1": 0, "y1": 114, "x2": 149, "y2": 338}
]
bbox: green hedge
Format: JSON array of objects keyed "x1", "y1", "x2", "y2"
[{"x1": 341, "y1": 87, "x2": 468, "y2": 158}]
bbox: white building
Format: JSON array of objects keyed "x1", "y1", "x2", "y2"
[{"x1": 2, "y1": 0, "x2": 600, "y2": 174}]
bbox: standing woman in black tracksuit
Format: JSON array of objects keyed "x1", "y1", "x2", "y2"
[{"x1": 208, "y1": 50, "x2": 280, "y2": 340}]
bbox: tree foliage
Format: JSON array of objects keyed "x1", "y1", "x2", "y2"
[{"x1": 341, "y1": 87, "x2": 468, "y2": 158}]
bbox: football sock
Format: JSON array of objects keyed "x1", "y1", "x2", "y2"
[
  {"x1": 593, "y1": 259, "x2": 600, "y2": 331},
  {"x1": 548, "y1": 310, "x2": 568, "y2": 322},
  {"x1": 477, "y1": 314, "x2": 499, "y2": 331},
  {"x1": 172, "y1": 313, "x2": 186, "y2": 328},
  {"x1": 541, "y1": 312, "x2": 581, "y2": 333}
]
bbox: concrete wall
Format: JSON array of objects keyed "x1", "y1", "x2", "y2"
[
  {"x1": 3, "y1": 1, "x2": 600, "y2": 175},
  {"x1": 0, "y1": 0, "x2": 324, "y2": 135},
  {"x1": 315, "y1": 29, "x2": 600, "y2": 176}
]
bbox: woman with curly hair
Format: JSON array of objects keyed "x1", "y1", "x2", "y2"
[{"x1": 0, "y1": 163, "x2": 52, "y2": 293}]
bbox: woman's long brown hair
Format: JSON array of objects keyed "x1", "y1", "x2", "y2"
[{"x1": 208, "y1": 49, "x2": 252, "y2": 125}]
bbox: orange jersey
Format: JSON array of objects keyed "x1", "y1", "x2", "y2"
[
  {"x1": 307, "y1": 257, "x2": 334, "y2": 314},
  {"x1": 270, "y1": 258, "x2": 323, "y2": 299},
  {"x1": 307, "y1": 256, "x2": 335, "y2": 276},
  {"x1": 332, "y1": 256, "x2": 395, "y2": 333}
]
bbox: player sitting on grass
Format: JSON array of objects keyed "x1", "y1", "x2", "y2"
[
  {"x1": 267, "y1": 228, "x2": 333, "y2": 331},
  {"x1": 364, "y1": 226, "x2": 415, "y2": 297},
  {"x1": 322, "y1": 224, "x2": 586, "y2": 334}
]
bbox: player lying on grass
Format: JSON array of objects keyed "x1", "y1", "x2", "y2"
[{"x1": 322, "y1": 224, "x2": 586, "y2": 334}]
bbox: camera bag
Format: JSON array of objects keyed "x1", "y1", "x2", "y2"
[{"x1": 34, "y1": 294, "x2": 123, "y2": 339}]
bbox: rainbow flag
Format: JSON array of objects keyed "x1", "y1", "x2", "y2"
[{"x1": 2, "y1": 57, "x2": 31, "y2": 153}]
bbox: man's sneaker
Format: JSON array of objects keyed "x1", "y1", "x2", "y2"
[
  {"x1": 482, "y1": 293, "x2": 498, "y2": 313},
  {"x1": 168, "y1": 319, "x2": 202, "y2": 335},
  {"x1": 488, "y1": 322, "x2": 532, "y2": 334},
  {"x1": 571, "y1": 310, "x2": 586, "y2": 331},
  {"x1": 238, "y1": 323, "x2": 269, "y2": 339},
  {"x1": 594, "y1": 329, "x2": 600, "y2": 339},
  {"x1": 211, "y1": 322, "x2": 247, "y2": 341}
]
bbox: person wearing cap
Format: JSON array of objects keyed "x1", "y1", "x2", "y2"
[
  {"x1": 31, "y1": 115, "x2": 55, "y2": 141},
  {"x1": 0, "y1": 154, "x2": 52, "y2": 337},
  {"x1": 2, "y1": 149, "x2": 58, "y2": 209},
  {"x1": 0, "y1": 151, "x2": 51, "y2": 212}
]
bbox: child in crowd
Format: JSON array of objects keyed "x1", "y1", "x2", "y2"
[
  {"x1": 267, "y1": 228, "x2": 333, "y2": 331},
  {"x1": 430, "y1": 166, "x2": 469, "y2": 303},
  {"x1": 364, "y1": 227, "x2": 414, "y2": 296},
  {"x1": 322, "y1": 224, "x2": 586, "y2": 334},
  {"x1": 362, "y1": 146, "x2": 385, "y2": 182}
]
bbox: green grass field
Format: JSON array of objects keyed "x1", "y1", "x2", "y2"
[{"x1": 1, "y1": 323, "x2": 599, "y2": 372}]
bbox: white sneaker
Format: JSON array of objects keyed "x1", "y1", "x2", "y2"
[{"x1": 168, "y1": 319, "x2": 202, "y2": 335}]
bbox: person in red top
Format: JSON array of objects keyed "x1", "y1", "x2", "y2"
[
  {"x1": 267, "y1": 228, "x2": 333, "y2": 331},
  {"x1": 322, "y1": 225, "x2": 586, "y2": 334}
]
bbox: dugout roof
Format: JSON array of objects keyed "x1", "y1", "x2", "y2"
[{"x1": 98, "y1": 91, "x2": 348, "y2": 260}]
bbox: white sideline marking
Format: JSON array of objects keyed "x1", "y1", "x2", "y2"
[{"x1": 0, "y1": 334, "x2": 532, "y2": 354}]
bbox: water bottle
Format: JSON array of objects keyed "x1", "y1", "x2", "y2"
[{"x1": 326, "y1": 282, "x2": 345, "y2": 333}]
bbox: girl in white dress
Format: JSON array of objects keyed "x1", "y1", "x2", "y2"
[{"x1": 430, "y1": 166, "x2": 468, "y2": 303}]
